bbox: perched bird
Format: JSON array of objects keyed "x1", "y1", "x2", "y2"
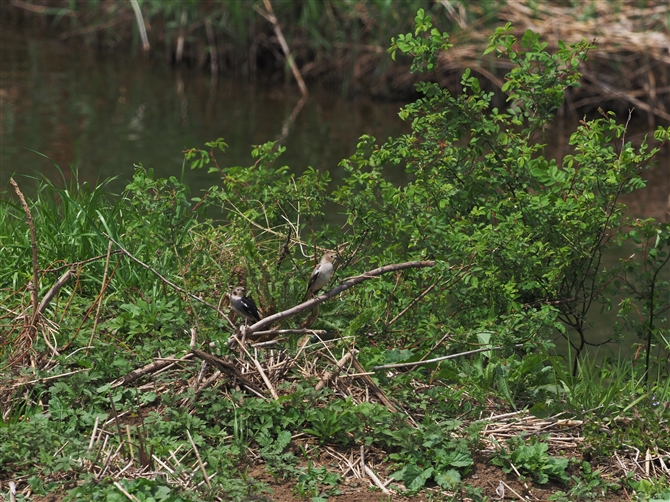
[
  {"x1": 304, "y1": 252, "x2": 337, "y2": 300},
  {"x1": 230, "y1": 286, "x2": 262, "y2": 323}
]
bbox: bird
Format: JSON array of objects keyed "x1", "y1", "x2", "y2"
[
  {"x1": 230, "y1": 286, "x2": 262, "y2": 323},
  {"x1": 304, "y1": 252, "x2": 337, "y2": 300}
]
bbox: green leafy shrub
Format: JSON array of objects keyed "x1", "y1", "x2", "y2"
[{"x1": 491, "y1": 436, "x2": 569, "y2": 484}]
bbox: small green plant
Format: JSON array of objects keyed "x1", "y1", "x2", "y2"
[
  {"x1": 293, "y1": 461, "x2": 340, "y2": 500},
  {"x1": 387, "y1": 419, "x2": 476, "y2": 492},
  {"x1": 491, "y1": 436, "x2": 569, "y2": 484},
  {"x1": 389, "y1": 8, "x2": 452, "y2": 73},
  {"x1": 548, "y1": 461, "x2": 619, "y2": 501},
  {"x1": 303, "y1": 404, "x2": 362, "y2": 445},
  {"x1": 625, "y1": 475, "x2": 670, "y2": 502}
]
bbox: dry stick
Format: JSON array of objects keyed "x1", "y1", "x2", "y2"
[
  {"x1": 108, "y1": 391, "x2": 127, "y2": 460},
  {"x1": 129, "y1": 0, "x2": 149, "y2": 51},
  {"x1": 104, "y1": 234, "x2": 236, "y2": 331},
  {"x1": 276, "y1": 94, "x2": 308, "y2": 146},
  {"x1": 110, "y1": 353, "x2": 194, "y2": 389},
  {"x1": 88, "y1": 416, "x2": 100, "y2": 452},
  {"x1": 190, "y1": 349, "x2": 265, "y2": 396},
  {"x1": 204, "y1": 19, "x2": 218, "y2": 77},
  {"x1": 10, "y1": 367, "x2": 89, "y2": 388},
  {"x1": 232, "y1": 335, "x2": 279, "y2": 400},
  {"x1": 189, "y1": 327, "x2": 197, "y2": 350},
  {"x1": 257, "y1": 0, "x2": 308, "y2": 97},
  {"x1": 175, "y1": 8, "x2": 186, "y2": 63},
  {"x1": 126, "y1": 425, "x2": 134, "y2": 461},
  {"x1": 37, "y1": 266, "x2": 75, "y2": 315},
  {"x1": 153, "y1": 454, "x2": 177, "y2": 476},
  {"x1": 247, "y1": 260, "x2": 437, "y2": 335},
  {"x1": 371, "y1": 345, "x2": 503, "y2": 371},
  {"x1": 326, "y1": 445, "x2": 359, "y2": 479},
  {"x1": 115, "y1": 460, "x2": 134, "y2": 478},
  {"x1": 350, "y1": 357, "x2": 398, "y2": 413},
  {"x1": 114, "y1": 481, "x2": 140, "y2": 502},
  {"x1": 388, "y1": 254, "x2": 474, "y2": 329},
  {"x1": 315, "y1": 350, "x2": 357, "y2": 392},
  {"x1": 186, "y1": 430, "x2": 212, "y2": 489},
  {"x1": 365, "y1": 465, "x2": 391, "y2": 495},
  {"x1": 100, "y1": 440, "x2": 125, "y2": 479},
  {"x1": 410, "y1": 330, "x2": 452, "y2": 371},
  {"x1": 87, "y1": 241, "x2": 113, "y2": 354},
  {"x1": 43, "y1": 250, "x2": 124, "y2": 273},
  {"x1": 10, "y1": 178, "x2": 39, "y2": 326},
  {"x1": 253, "y1": 328, "x2": 328, "y2": 337},
  {"x1": 500, "y1": 480, "x2": 525, "y2": 502},
  {"x1": 8, "y1": 481, "x2": 16, "y2": 502}
]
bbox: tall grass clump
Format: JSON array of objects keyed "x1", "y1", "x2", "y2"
[{"x1": 1, "y1": 170, "x2": 118, "y2": 292}]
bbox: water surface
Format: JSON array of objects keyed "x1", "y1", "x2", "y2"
[{"x1": 0, "y1": 26, "x2": 408, "y2": 196}]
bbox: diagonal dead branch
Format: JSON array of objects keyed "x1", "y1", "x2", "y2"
[
  {"x1": 350, "y1": 357, "x2": 398, "y2": 414},
  {"x1": 257, "y1": 0, "x2": 308, "y2": 97},
  {"x1": 247, "y1": 260, "x2": 438, "y2": 335},
  {"x1": 110, "y1": 353, "x2": 194, "y2": 388},
  {"x1": 386, "y1": 275, "x2": 442, "y2": 327},
  {"x1": 87, "y1": 241, "x2": 113, "y2": 353},
  {"x1": 37, "y1": 266, "x2": 75, "y2": 316},
  {"x1": 315, "y1": 350, "x2": 357, "y2": 392},
  {"x1": 186, "y1": 430, "x2": 212, "y2": 489},
  {"x1": 232, "y1": 335, "x2": 279, "y2": 399},
  {"x1": 371, "y1": 345, "x2": 503, "y2": 371},
  {"x1": 190, "y1": 349, "x2": 265, "y2": 396}
]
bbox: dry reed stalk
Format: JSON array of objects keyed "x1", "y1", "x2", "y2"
[
  {"x1": 186, "y1": 430, "x2": 212, "y2": 489},
  {"x1": 9, "y1": 178, "x2": 39, "y2": 328},
  {"x1": 87, "y1": 241, "x2": 113, "y2": 353},
  {"x1": 257, "y1": 0, "x2": 308, "y2": 97},
  {"x1": 364, "y1": 465, "x2": 391, "y2": 495}
]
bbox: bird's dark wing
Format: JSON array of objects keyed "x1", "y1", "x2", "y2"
[
  {"x1": 241, "y1": 296, "x2": 261, "y2": 322},
  {"x1": 304, "y1": 266, "x2": 321, "y2": 300}
]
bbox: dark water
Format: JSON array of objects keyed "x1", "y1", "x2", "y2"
[
  {"x1": 2, "y1": 26, "x2": 668, "y2": 355},
  {"x1": 0, "y1": 27, "x2": 408, "y2": 197}
]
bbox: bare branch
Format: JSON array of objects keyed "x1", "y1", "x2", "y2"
[
  {"x1": 190, "y1": 349, "x2": 264, "y2": 396},
  {"x1": 371, "y1": 345, "x2": 502, "y2": 371},
  {"x1": 247, "y1": 260, "x2": 437, "y2": 334},
  {"x1": 315, "y1": 350, "x2": 356, "y2": 392},
  {"x1": 257, "y1": 0, "x2": 308, "y2": 97},
  {"x1": 110, "y1": 353, "x2": 194, "y2": 389},
  {"x1": 38, "y1": 266, "x2": 75, "y2": 315}
]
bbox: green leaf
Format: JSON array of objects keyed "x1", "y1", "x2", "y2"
[{"x1": 435, "y1": 469, "x2": 461, "y2": 488}]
